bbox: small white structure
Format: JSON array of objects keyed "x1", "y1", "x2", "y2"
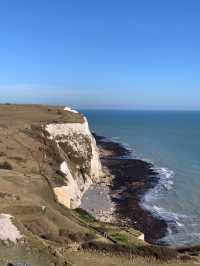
[
  {"x1": 64, "y1": 106, "x2": 79, "y2": 114},
  {"x1": 138, "y1": 233, "x2": 145, "y2": 241}
]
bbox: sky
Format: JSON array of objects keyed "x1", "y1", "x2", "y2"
[{"x1": 0, "y1": 0, "x2": 200, "y2": 110}]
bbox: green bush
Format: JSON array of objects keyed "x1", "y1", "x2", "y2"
[
  {"x1": 110, "y1": 233, "x2": 129, "y2": 244},
  {"x1": 75, "y1": 208, "x2": 96, "y2": 223},
  {"x1": 59, "y1": 229, "x2": 95, "y2": 243}
]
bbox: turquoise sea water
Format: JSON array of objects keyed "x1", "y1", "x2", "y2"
[{"x1": 81, "y1": 110, "x2": 200, "y2": 246}]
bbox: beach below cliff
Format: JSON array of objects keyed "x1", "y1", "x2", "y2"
[{"x1": 81, "y1": 134, "x2": 168, "y2": 244}]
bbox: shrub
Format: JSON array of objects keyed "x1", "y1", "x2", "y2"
[
  {"x1": 31, "y1": 167, "x2": 40, "y2": 174},
  {"x1": 9, "y1": 156, "x2": 26, "y2": 163},
  {"x1": 82, "y1": 241, "x2": 178, "y2": 260},
  {"x1": 53, "y1": 175, "x2": 65, "y2": 186},
  {"x1": 75, "y1": 208, "x2": 96, "y2": 223},
  {"x1": 110, "y1": 233, "x2": 129, "y2": 244},
  {"x1": 0, "y1": 161, "x2": 13, "y2": 170},
  {"x1": 57, "y1": 110, "x2": 62, "y2": 115},
  {"x1": 59, "y1": 229, "x2": 95, "y2": 243}
]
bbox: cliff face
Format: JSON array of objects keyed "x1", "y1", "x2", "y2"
[{"x1": 46, "y1": 114, "x2": 102, "y2": 208}]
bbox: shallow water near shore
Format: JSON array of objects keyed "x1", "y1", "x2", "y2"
[{"x1": 81, "y1": 110, "x2": 200, "y2": 246}]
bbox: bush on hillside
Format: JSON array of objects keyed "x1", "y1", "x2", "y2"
[{"x1": 0, "y1": 161, "x2": 13, "y2": 170}]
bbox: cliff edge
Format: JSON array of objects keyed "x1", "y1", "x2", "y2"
[
  {"x1": 0, "y1": 104, "x2": 101, "y2": 209},
  {"x1": 46, "y1": 114, "x2": 102, "y2": 208}
]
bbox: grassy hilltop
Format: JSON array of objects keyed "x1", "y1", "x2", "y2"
[{"x1": 0, "y1": 104, "x2": 199, "y2": 266}]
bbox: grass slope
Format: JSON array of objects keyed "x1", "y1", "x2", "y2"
[{"x1": 0, "y1": 104, "x2": 199, "y2": 266}]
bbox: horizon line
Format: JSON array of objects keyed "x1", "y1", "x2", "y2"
[{"x1": 1, "y1": 102, "x2": 200, "y2": 112}]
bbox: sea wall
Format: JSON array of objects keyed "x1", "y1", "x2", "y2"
[{"x1": 46, "y1": 110, "x2": 102, "y2": 208}]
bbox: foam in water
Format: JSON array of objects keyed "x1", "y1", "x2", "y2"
[
  {"x1": 96, "y1": 133, "x2": 194, "y2": 245},
  {"x1": 140, "y1": 165, "x2": 191, "y2": 244},
  {"x1": 109, "y1": 137, "x2": 186, "y2": 241}
]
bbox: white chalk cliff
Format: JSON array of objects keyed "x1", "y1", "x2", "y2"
[{"x1": 46, "y1": 108, "x2": 102, "y2": 209}]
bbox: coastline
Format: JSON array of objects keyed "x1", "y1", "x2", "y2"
[{"x1": 81, "y1": 133, "x2": 168, "y2": 244}]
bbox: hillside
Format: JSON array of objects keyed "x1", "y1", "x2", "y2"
[{"x1": 0, "y1": 104, "x2": 199, "y2": 266}]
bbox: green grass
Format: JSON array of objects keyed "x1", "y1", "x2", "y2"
[
  {"x1": 75, "y1": 208, "x2": 97, "y2": 223},
  {"x1": 110, "y1": 233, "x2": 129, "y2": 244}
]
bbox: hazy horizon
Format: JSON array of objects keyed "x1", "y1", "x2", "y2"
[{"x1": 1, "y1": 101, "x2": 200, "y2": 111}]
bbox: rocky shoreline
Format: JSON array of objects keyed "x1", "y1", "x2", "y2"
[{"x1": 81, "y1": 134, "x2": 168, "y2": 244}]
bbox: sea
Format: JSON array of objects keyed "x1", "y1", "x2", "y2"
[{"x1": 81, "y1": 110, "x2": 200, "y2": 246}]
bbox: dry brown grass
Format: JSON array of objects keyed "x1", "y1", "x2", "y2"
[{"x1": 0, "y1": 104, "x2": 199, "y2": 266}]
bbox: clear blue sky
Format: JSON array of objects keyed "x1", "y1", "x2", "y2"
[{"x1": 0, "y1": 0, "x2": 200, "y2": 109}]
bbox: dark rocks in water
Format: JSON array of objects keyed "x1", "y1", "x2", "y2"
[
  {"x1": 93, "y1": 133, "x2": 131, "y2": 158},
  {"x1": 94, "y1": 133, "x2": 168, "y2": 244}
]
